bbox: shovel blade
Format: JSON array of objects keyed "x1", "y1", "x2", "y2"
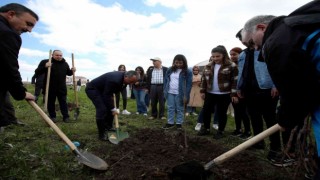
[
  {"x1": 108, "y1": 130, "x2": 129, "y2": 144},
  {"x1": 74, "y1": 148, "x2": 108, "y2": 170}
]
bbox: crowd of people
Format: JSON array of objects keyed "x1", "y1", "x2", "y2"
[{"x1": 1, "y1": 1, "x2": 320, "y2": 179}]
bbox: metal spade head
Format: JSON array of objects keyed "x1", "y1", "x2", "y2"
[
  {"x1": 108, "y1": 130, "x2": 129, "y2": 145},
  {"x1": 73, "y1": 148, "x2": 108, "y2": 170}
]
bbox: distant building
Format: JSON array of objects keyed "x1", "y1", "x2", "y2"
[{"x1": 66, "y1": 76, "x2": 88, "y2": 86}]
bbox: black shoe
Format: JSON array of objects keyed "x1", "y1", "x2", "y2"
[
  {"x1": 162, "y1": 123, "x2": 175, "y2": 130},
  {"x1": 231, "y1": 129, "x2": 242, "y2": 137},
  {"x1": 213, "y1": 131, "x2": 224, "y2": 139},
  {"x1": 63, "y1": 117, "x2": 70, "y2": 123},
  {"x1": 99, "y1": 134, "x2": 108, "y2": 141},
  {"x1": 10, "y1": 119, "x2": 26, "y2": 126},
  {"x1": 50, "y1": 117, "x2": 57, "y2": 123},
  {"x1": 176, "y1": 124, "x2": 182, "y2": 130},
  {"x1": 239, "y1": 132, "x2": 252, "y2": 140},
  {"x1": 106, "y1": 127, "x2": 116, "y2": 132},
  {"x1": 197, "y1": 127, "x2": 210, "y2": 136}
]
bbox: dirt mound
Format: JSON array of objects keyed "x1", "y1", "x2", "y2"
[{"x1": 93, "y1": 128, "x2": 292, "y2": 180}]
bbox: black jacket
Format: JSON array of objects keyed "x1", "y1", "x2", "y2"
[
  {"x1": 35, "y1": 58, "x2": 73, "y2": 95},
  {"x1": 0, "y1": 16, "x2": 26, "y2": 100},
  {"x1": 87, "y1": 71, "x2": 125, "y2": 109},
  {"x1": 146, "y1": 66, "x2": 168, "y2": 91},
  {"x1": 262, "y1": 0, "x2": 320, "y2": 128}
]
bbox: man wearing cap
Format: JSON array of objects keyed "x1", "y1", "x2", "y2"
[{"x1": 146, "y1": 57, "x2": 168, "y2": 120}]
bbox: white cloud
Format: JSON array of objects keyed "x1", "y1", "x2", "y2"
[{"x1": 18, "y1": 0, "x2": 311, "y2": 81}]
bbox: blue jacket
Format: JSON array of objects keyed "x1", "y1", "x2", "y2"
[
  {"x1": 237, "y1": 49, "x2": 275, "y2": 90},
  {"x1": 163, "y1": 68, "x2": 192, "y2": 104}
]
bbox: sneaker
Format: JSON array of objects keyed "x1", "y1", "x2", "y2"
[
  {"x1": 239, "y1": 132, "x2": 252, "y2": 140},
  {"x1": 160, "y1": 117, "x2": 167, "y2": 120},
  {"x1": 194, "y1": 123, "x2": 202, "y2": 131},
  {"x1": 143, "y1": 113, "x2": 147, "y2": 116},
  {"x1": 176, "y1": 124, "x2": 182, "y2": 130},
  {"x1": 162, "y1": 124, "x2": 175, "y2": 129},
  {"x1": 267, "y1": 153, "x2": 296, "y2": 167},
  {"x1": 231, "y1": 129, "x2": 242, "y2": 137},
  {"x1": 198, "y1": 127, "x2": 210, "y2": 136},
  {"x1": 135, "y1": 112, "x2": 140, "y2": 115},
  {"x1": 185, "y1": 113, "x2": 189, "y2": 116},
  {"x1": 148, "y1": 116, "x2": 156, "y2": 120},
  {"x1": 213, "y1": 131, "x2": 224, "y2": 139},
  {"x1": 212, "y1": 124, "x2": 219, "y2": 130},
  {"x1": 191, "y1": 112, "x2": 198, "y2": 116},
  {"x1": 122, "y1": 109, "x2": 131, "y2": 115}
]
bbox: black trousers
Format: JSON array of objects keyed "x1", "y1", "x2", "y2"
[
  {"x1": 150, "y1": 84, "x2": 165, "y2": 118},
  {"x1": 203, "y1": 93, "x2": 231, "y2": 132},
  {"x1": 47, "y1": 91, "x2": 69, "y2": 119},
  {"x1": 85, "y1": 86, "x2": 113, "y2": 133},
  {"x1": 245, "y1": 90, "x2": 281, "y2": 151},
  {"x1": 115, "y1": 88, "x2": 127, "y2": 110},
  {"x1": 232, "y1": 98, "x2": 251, "y2": 133},
  {"x1": 0, "y1": 91, "x2": 17, "y2": 126}
]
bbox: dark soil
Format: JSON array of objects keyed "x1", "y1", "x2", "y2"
[{"x1": 92, "y1": 128, "x2": 299, "y2": 180}]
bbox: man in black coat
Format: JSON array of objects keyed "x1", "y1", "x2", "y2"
[
  {"x1": 86, "y1": 71, "x2": 138, "y2": 141},
  {"x1": 35, "y1": 50, "x2": 75, "y2": 123},
  {"x1": 0, "y1": 3, "x2": 38, "y2": 127},
  {"x1": 31, "y1": 73, "x2": 45, "y2": 103}
]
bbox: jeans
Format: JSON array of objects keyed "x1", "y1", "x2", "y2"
[
  {"x1": 133, "y1": 89, "x2": 147, "y2": 114},
  {"x1": 167, "y1": 93, "x2": 184, "y2": 124}
]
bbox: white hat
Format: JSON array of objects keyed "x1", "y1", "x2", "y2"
[{"x1": 150, "y1": 57, "x2": 162, "y2": 62}]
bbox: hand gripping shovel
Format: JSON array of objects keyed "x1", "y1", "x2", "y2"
[
  {"x1": 108, "y1": 94, "x2": 129, "y2": 144},
  {"x1": 71, "y1": 53, "x2": 80, "y2": 120},
  {"x1": 27, "y1": 100, "x2": 108, "y2": 170}
]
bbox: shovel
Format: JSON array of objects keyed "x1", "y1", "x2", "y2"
[
  {"x1": 27, "y1": 100, "x2": 108, "y2": 170},
  {"x1": 204, "y1": 124, "x2": 280, "y2": 170},
  {"x1": 108, "y1": 94, "x2": 129, "y2": 144},
  {"x1": 71, "y1": 53, "x2": 80, "y2": 120},
  {"x1": 171, "y1": 124, "x2": 281, "y2": 178},
  {"x1": 44, "y1": 50, "x2": 52, "y2": 112}
]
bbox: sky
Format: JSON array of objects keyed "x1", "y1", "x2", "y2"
[{"x1": 1, "y1": 0, "x2": 312, "y2": 81}]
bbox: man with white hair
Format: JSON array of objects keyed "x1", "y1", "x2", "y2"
[
  {"x1": 146, "y1": 57, "x2": 168, "y2": 120},
  {"x1": 242, "y1": 1, "x2": 320, "y2": 178}
]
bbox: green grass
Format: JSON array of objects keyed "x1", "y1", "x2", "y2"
[{"x1": 0, "y1": 84, "x2": 292, "y2": 179}]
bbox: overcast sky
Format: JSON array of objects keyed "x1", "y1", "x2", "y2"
[{"x1": 2, "y1": 0, "x2": 312, "y2": 81}]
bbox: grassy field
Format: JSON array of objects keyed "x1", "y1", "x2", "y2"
[{"x1": 0, "y1": 84, "x2": 298, "y2": 179}]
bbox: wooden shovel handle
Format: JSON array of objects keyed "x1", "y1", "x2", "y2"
[
  {"x1": 72, "y1": 53, "x2": 79, "y2": 108},
  {"x1": 113, "y1": 94, "x2": 119, "y2": 129},
  {"x1": 27, "y1": 100, "x2": 77, "y2": 150},
  {"x1": 44, "y1": 50, "x2": 52, "y2": 111},
  {"x1": 204, "y1": 124, "x2": 281, "y2": 170}
]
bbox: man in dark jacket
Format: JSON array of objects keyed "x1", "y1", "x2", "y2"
[
  {"x1": 0, "y1": 3, "x2": 38, "y2": 128},
  {"x1": 242, "y1": 1, "x2": 320, "y2": 178},
  {"x1": 31, "y1": 73, "x2": 45, "y2": 103},
  {"x1": 35, "y1": 50, "x2": 75, "y2": 123},
  {"x1": 85, "y1": 70, "x2": 138, "y2": 141}
]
